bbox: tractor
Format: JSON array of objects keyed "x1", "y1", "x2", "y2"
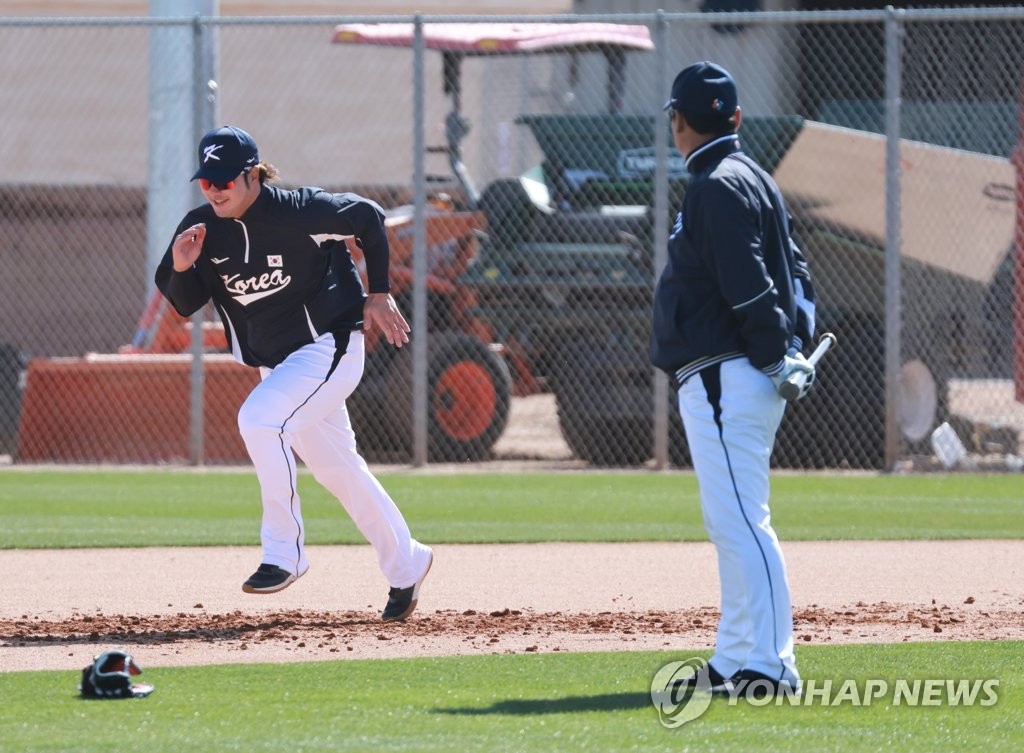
[{"x1": 335, "y1": 22, "x2": 1017, "y2": 468}]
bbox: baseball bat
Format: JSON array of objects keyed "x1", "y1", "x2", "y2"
[{"x1": 778, "y1": 332, "x2": 837, "y2": 401}]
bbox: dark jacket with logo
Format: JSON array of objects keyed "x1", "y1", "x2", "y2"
[
  {"x1": 650, "y1": 134, "x2": 815, "y2": 385},
  {"x1": 155, "y1": 184, "x2": 390, "y2": 368}
]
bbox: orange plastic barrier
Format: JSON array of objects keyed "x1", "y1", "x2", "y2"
[{"x1": 17, "y1": 354, "x2": 258, "y2": 464}]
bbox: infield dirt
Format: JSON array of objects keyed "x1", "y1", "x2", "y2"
[{"x1": 2, "y1": 540, "x2": 1022, "y2": 672}]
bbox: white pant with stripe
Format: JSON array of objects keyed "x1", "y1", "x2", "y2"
[
  {"x1": 677, "y1": 356, "x2": 800, "y2": 686},
  {"x1": 236, "y1": 331, "x2": 432, "y2": 589}
]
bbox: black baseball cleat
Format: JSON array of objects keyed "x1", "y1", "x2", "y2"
[
  {"x1": 381, "y1": 551, "x2": 433, "y2": 622},
  {"x1": 242, "y1": 564, "x2": 301, "y2": 594},
  {"x1": 671, "y1": 662, "x2": 729, "y2": 694},
  {"x1": 712, "y1": 669, "x2": 802, "y2": 700}
]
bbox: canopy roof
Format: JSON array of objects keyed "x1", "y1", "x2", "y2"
[{"x1": 332, "y1": 22, "x2": 654, "y2": 54}]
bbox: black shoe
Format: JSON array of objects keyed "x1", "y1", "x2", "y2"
[
  {"x1": 242, "y1": 564, "x2": 300, "y2": 594},
  {"x1": 670, "y1": 662, "x2": 729, "y2": 694},
  {"x1": 381, "y1": 551, "x2": 433, "y2": 622},
  {"x1": 712, "y1": 669, "x2": 801, "y2": 699}
]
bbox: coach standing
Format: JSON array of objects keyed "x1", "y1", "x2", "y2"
[
  {"x1": 155, "y1": 125, "x2": 432, "y2": 621},
  {"x1": 650, "y1": 63, "x2": 816, "y2": 698}
]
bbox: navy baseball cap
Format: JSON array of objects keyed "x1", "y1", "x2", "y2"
[
  {"x1": 191, "y1": 125, "x2": 259, "y2": 183},
  {"x1": 663, "y1": 61, "x2": 738, "y2": 127}
]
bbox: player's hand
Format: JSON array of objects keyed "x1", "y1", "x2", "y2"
[
  {"x1": 766, "y1": 349, "x2": 815, "y2": 400},
  {"x1": 172, "y1": 223, "x2": 206, "y2": 272},
  {"x1": 363, "y1": 292, "x2": 411, "y2": 348}
]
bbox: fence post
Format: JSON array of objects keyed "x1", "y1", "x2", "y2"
[
  {"x1": 188, "y1": 8, "x2": 218, "y2": 466},
  {"x1": 412, "y1": 14, "x2": 428, "y2": 467},
  {"x1": 652, "y1": 10, "x2": 670, "y2": 470},
  {"x1": 147, "y1": 4, "x2": 195, "y2": 299},
  {"x1": 883, "y1": 6, "x2": 904, "y2": 471}
]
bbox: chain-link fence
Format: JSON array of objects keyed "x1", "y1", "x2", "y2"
[{"x1": 2, "y1": 9, "x2": 1023, "y2": 471}]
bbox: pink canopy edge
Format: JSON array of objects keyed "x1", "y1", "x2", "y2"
[{"x1": 332, "y1": 22, "x2": 654, "y2": 53}]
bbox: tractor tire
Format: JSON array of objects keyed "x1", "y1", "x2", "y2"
[
  {"x1": 348, "y1": 345, "x2": 409, "y2": 462},
  {"x1": 350, "y1": 333, "x2": 512, "y2": 463},
  {"x1": 552, "y1": 336, "x2": 653, "y2": 467},
  {"x1": 0, "y1": 343, "x2": 25, "y2": 456},
  {"x1": 667, "y1": 395, "x2": 693, "y2": 469},
  {"x1": 775, "y1": 314, "x2": 884, "y2": 469},
  {"x1": 425, "y1": 333, "x2": 512, "y2": 462},
  {"x1": 774, "y1": 313, "x2": 949, "y2": 469}
]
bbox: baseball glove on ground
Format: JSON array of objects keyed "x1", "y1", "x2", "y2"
[{"x1": 79, "y1": 649, "x2": 155, "y2": 699}]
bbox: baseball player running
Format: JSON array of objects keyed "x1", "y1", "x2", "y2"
[
  {"x1": 651, "y1": 63, "x2": 816, "y2": 698},
  {"x1": 155, "y1": 125, "x2": 432, "y2": 622}
]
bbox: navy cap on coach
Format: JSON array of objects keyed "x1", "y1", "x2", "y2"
[
  {"x1": 663, "y1": 61, "x2": 738, "y2": 125},
  {"x1": 191, "y1": 125, "x2": 260, "y2": 183}
]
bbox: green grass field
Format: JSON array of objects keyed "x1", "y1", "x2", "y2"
[
  {"x1": 1, "y1": 469, "x2": 1023, "y2": 548},
  {"x1": 2, "y1": 468, "x2": 1022, "y2": 751},
  {"x1": 0, "y1": 643, "x2": 1019, "y2": 753}
]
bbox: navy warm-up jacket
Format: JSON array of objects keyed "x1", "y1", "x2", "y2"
[
  {"x1": 155, "y1": 185, "x2": 391, "y2": 369},
  {"x1": 650, "y1": 134, "x2": 815, "y2": 386}
]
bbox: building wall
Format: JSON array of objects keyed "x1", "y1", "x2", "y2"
[
  {"x1": 0, "y1": 0, "x2": 579, "y2": 188},
  {"x1": 0, "y1": 1, "x2": 572, "y2": 16},
  {"x1": 575, "y1": 0, "x2": 800, "y2": 117}
]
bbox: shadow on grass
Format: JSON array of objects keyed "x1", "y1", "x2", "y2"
[{"x1": 435, "y1": 691, "x2": 651, "y2": 715}]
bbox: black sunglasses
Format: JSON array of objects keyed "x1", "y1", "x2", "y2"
[
  {"x1": 199, "y1": 168, "x2": 249, "y2": 192},
  {"x1": 199, "y1": 177, "x2": 236, "y2": 191}
]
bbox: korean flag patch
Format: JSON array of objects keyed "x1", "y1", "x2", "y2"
[{"x1": 267, "y1": 255, "x2": 283, "y2": 268}]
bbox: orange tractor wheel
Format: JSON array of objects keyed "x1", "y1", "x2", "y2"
[
  {"x1": 425, "y1": 333, "x2": 512, "y2": 461},
  {"x1": 351, "y1": 332, "x2": 512, "y2": 463}
]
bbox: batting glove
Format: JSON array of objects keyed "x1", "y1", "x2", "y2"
[{"x1": 764, "y1": 349, "x2": 816, "y2": 400}]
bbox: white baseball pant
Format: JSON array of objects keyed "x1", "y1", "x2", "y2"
[
  {"x1": 236, "y1": 331, "x2": 432, "y2": 589},
  {"x1": 677, "y1": 357, "x2": 800, "y2": 687}
]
